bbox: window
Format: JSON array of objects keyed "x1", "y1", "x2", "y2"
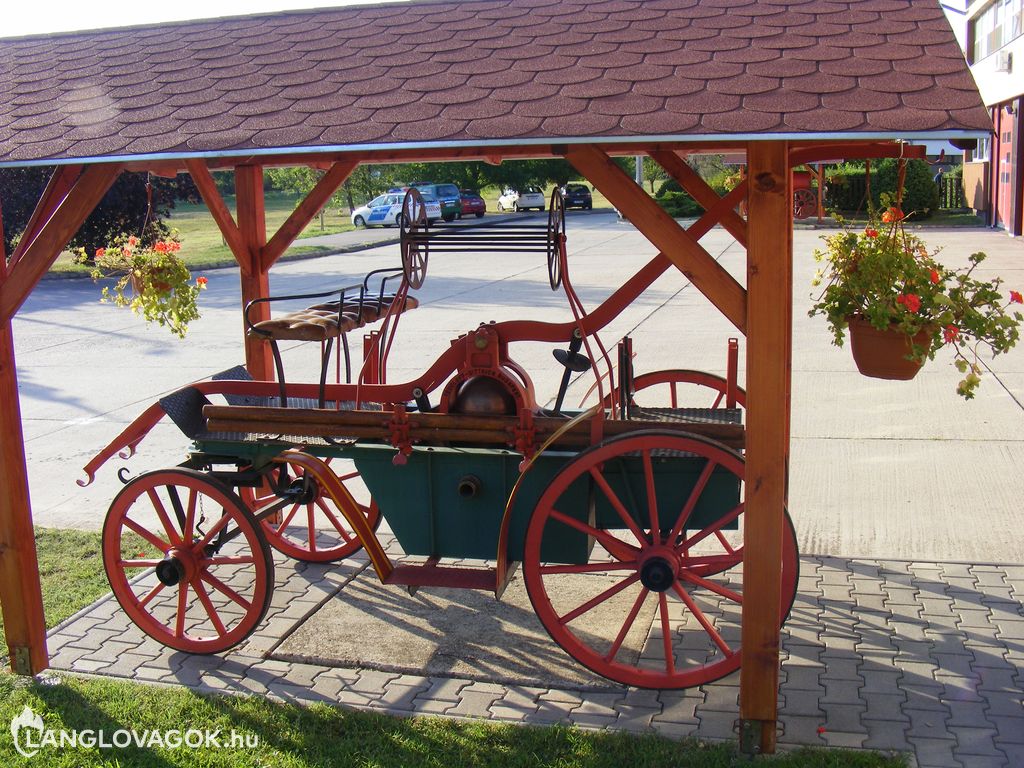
[
  {"x1": 971, "y1": 0, "x2": 1024, "y2": 61},
  {"x1": 971, "y1": 135, "x2": 991, "y2": 162}
]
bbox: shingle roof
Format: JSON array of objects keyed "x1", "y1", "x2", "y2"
[{"x1": 0, "y1": 0, "x2": 991, "y2": 167}]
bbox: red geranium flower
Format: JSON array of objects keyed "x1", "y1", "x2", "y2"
[
  {"x1": 864, "y1": 228, "x2": 879, "y2": 238},
  {"x1": 95, "y1": 247, "x2": 106, "y2": 258},
  {"x1": 127, "y1": 236, "x2": 139, "y2": 247},
  {"x1": 196, "y1": 276, "x2": 208, "y2": 287},
  {"x1": 897, "y1": 293, "x2": 921, "y2": 312},
  {"x1": 930, "y1": 269, "x2": 940, "y2": 285},
  {"x1": 1011, "y1": 290, "x2": 1023, "y2": 304},
  {"x1": 943, "y1": 325, "x2": 959, "y2": 343}
]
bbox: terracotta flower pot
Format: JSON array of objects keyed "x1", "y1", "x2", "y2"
[
  {"x1": 130, "y1": 269, "x2": 172, "y2": 295},
  {"x1": 847, "y1": 315, "x2": 933, "y2": 381}
]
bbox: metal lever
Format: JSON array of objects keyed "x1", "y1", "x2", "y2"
[{"x1": 551, "y1": 329, "x2": 592, "y2": 414}]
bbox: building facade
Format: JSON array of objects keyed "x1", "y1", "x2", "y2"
[{"x1": 963, "y1": 0, "x2": 1024, "y2": 236}]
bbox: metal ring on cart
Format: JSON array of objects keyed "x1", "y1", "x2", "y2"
[
  {"x1": 400, "y1": 188, "x2": 429, "y2": 289},
  {"x1": 547, "y1": 188, "x2": 566, "y2": 290}
]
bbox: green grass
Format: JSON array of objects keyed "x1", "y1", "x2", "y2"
[
  {"x1": 0, "y1": 529, "x2": 910, "y2": 767},
  {"x1": 49, "y1": 192, "x2": 348, "y2": 275},
  {"x1": 0, "y1": 528, "x2": 109, "y2": 641},
  {"x1": 0, "y1": 673, "x2": 908, "y2": 768}
]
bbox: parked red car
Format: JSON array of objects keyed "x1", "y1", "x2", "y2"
[{"x1": 459, "y1": 190, "x2": 486, "y2": 218}]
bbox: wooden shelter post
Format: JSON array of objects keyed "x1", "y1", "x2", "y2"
[
  {"x1": 0, "y1": 164, "x2": 119, "y2": 674},
  {"x1": 235, "y1": 164, "x2": 273, "y2": 380},
  {"x1": 739, "y1": 140, "x2": 793, "y2": 754}
]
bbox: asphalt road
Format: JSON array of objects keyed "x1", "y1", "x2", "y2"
[{"x1": 11, "y1": 212, "x2": 1024, "y2": 563}]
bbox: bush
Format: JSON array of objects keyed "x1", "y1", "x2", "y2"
[
  {"x1": 656, "y1": 190, "x2": 703, "y2": 218},
  {"x1": 871, "y1": 158, "x2": 939, "y2": 220},
  {"x1": 825, "y1": 159, "x2": 939, "y2": 220}
]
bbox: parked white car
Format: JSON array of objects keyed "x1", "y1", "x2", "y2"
[
  {"x1": 351, "y1": 192, "x2": 442, "y2": 227},
  {"x1": 497, "y1": 186, "x2": 545, "y2": 212}
]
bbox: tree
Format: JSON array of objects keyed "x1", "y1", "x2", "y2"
[{"x1": 0, "y1": 168, "x2": 199, "y2": 256}]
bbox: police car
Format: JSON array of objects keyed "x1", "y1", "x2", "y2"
[{"x1": 351, "y1": 191, "x2": 442, "y2": 228}]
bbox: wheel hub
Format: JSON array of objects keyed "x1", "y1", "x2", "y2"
[
  {"x1": 286, "y1": 478, "x2": 318, "y2": 505},
  {"x1": 155, "y1": 556, "x2": 186, "y2": 587},
  {"x1": 639, "y1": 556, "x2": 678, "y2": 593}
]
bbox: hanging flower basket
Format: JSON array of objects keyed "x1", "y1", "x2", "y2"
[
  {"x1": 77, "y1": 234, "x2": 208, "y2": 339},
  {"x1": 810, "y1": 196, "x2": 1023, "y2": 399},
  {"x1": 846, "y1": 315, "x2": 934, "y2": 380}
]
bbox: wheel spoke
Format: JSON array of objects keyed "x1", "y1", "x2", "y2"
[
  {"x1": 192, "y1": 512, "x2": 233, "y2": 552},
  {"x1": 307, "y1": 504, "x2": 317, "y2": 552},
  {"x1": 558, "y1": 572, "x2": 640, "y2": 626},
  {"x1": 682, "y1": 503, "x2": 744, "y2": 551},
  {"x1": 588, "y1": 468, "x2": 648, "y2": 546},
  {"x1": 138, "y1": 581, "x2": 165, "y2": 608},
  {"x1": 316, "y1": 498, "x2": 355, "y2": 542},
  {"x1": 672, "y1": 582, "x2": 734, "y2": 657},
  {"x1": 192, "y1": 578, "x2": 228, "y2": 636},
  {"x1": 681, "y1": 552, "x2": 742, "y2": 572},
  {"x1": 642, "y1": 450, "x2": 661, "y2": 545},
  {"x1": 659, "y1": 593, "x2": 675, "y2": 676},
  {"x1": 119, "y1": 559, "x2": 161, "y2": 568},
  {"x1": 668, "y1": 458, "x2": 718, "y2": 543},
  {"x1": 123, "y1": 517, "x2": 172, "y2": 554},
  {"x1": 549, "y1": 509, "x2": 639, "y2": 562},
  {"x1": 714, "y1": 529, "x2": 737, "y2": 555},
  {"x1": 679, "y1": 570, "x2": 743, "y2": 605},
  {"x1": 604, "y1": 587, "x2": 649, "y2": 663},
  {"x1": 711, "y1": 391, "x2": 724, "y2": 408},
  {"x1": 145, "y1": 489, "x2": 182, "y2": 547},
  {"x1": 174, "y1": 581, "x2": 189, "y2": 638},
  {"x1": 200, "y1": 571, "x2": 253, "y2": 611},
  {"x1": 539, "y1": 561, "x2": 636, "y2": 576},
  {"x1": 275, "y1": 503, "x2": 302, "y2": 535},
  {"x1": 184, "y1": 488, "x2": 198, "y2": 543},
  {"x1": 165, "y1": 486, "x2": 189, "y2": 541}
]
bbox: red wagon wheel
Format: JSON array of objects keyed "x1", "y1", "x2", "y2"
[
  {"x1": 524, "y1": 430, "x2": 798, "y2": 689},
  {"x1": 615, "y1": 369, "x2": 746, "y2": 410},
  {"x1": 102, "y1": 468, "x2": 274, "y2": 654},
  {"x1": 239, "y1": 458, "x2": 381, "y2": 563},
  {"x1": 793, "y1": 188, "x2": 817, "y2": 220},
  {"x1": 547, "y1": 188, "x2": 566, "y2": 290},
  {"x1": 400, "y1": 188, "x2": 429, "y2": 289}
]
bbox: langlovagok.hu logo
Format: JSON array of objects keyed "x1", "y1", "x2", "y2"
[{"x1": 10, "y1": 705, "x2": 258, "y2": 758}]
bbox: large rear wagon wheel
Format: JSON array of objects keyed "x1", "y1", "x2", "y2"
[
  {"x1": 523, "y1": 431, "x2": 798, "y2": 689},
  {"x1": 102, "y1": 468, "x2": 274, "y2": 654},
  {"x1": 239, "y1": 458, "x2": 380, "y2": 563},
  {"x1": 617, "y1": 369, "x2": 746, "y2": 410}
]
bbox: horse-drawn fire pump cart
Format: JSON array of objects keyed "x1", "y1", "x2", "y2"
[{"x1": 82, "y1": 188, "x2": 799, "y2": 690}]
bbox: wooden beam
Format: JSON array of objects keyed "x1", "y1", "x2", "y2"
[
  {"x1": 0, "y1": 164, "x2": 121, "y2": 323},
  {"x1": 0, "y1": 322, "x2": 48, "y2": 673},
  {"x1": 184, "y1": 159, "x2": 250, "y2": 277},
  {"x1": 235, "y1": 165, "x2": 273, "y2": 381},
  {"x1": 260, "y1": 159, "x2": 358, "y2": 269},
  {"x1": 739, "y1": 140, "x2": 792, "y2": 755},
  {"x1": 649, "y1": 150, "x2": 748, "y2": 246},
  {"x1": 9, "y1": 165, "x2": 83, "y2": 268},
  {"x1": 565, "y1": 144, "x2": 747, "y2": 333}
]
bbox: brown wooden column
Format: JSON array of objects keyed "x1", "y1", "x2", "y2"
[
  {"x1": 740, "y1": 141, "x2": 793, "y2": 754},
  {"x1": 0, "y1": 164, "x2": 120, "y2": 674},
  {"x1": 235, "y1": 165, "x2": 273, "y2": 381},
  {"x1": 0, "y1": 322, "x2": 47, "y2": 673}
]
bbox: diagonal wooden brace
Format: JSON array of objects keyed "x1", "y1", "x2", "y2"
[
  {"x1": 565, "y1": 145, "x2": 747, "y2": 333},
  {"x1": 649, "y1": 149, "x2": 748, "y2": 246}
]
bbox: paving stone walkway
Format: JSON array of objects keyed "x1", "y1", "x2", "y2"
[{"x1": 45, "y1": 546, "x2": 1024, "y2": 768}]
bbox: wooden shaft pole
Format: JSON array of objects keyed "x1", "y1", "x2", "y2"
[
  {"x1": 740, "y1": 140, "x2": 792, "y2": 755},
  {"x1": 235, "y1": 165, "x2": 273, "y2": 381},
  {"x1": 0, "y1": 322, "x2": 48, "y2": 674}
]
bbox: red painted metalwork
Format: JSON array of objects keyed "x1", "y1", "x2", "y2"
[
  {"x1": 238, "y1": 458, "x2": 380, "y2": 563},
  {"x1": 102, "y1": 468, "x2": 274, "y2": 653},
  {"x1": 522, "y1": 431, "x2": 798, "y2": 689}
]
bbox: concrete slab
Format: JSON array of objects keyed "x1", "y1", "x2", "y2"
[{"x1": 274, "y1": 571, "x2": 646, "y2": 691}]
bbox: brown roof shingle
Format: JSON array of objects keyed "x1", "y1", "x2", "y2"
[{"x1": 0, "y1": 0, "x2": 990, "y2": 166}]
